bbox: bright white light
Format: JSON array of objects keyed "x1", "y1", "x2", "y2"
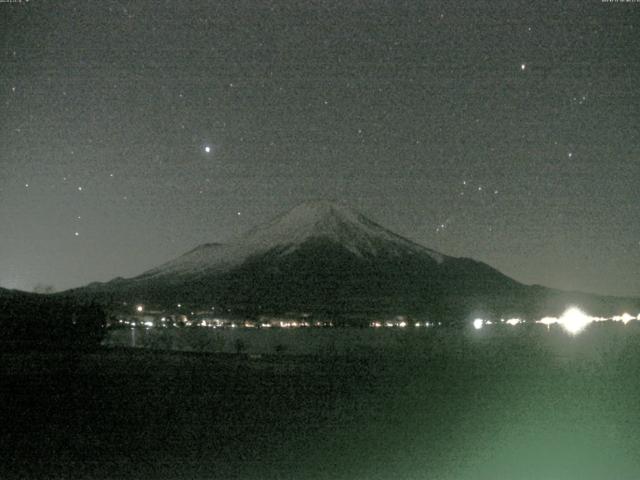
[
  {"x1": 204, "y1": 146, "x2": 211, "y2": 153},
  {"x1": 473, "y1": 318, "x2": 484, "y2": 330},
  {"x1": 521, "y1": 63, "x2": 526, "y2": 71},
  {"x1": 534, "y1": 310, "x2": 638, "y2": 332},
  {"x1": 560, "y1": 307, "x2": 591, "y2": 335},
  {"x1": 620, "y1": 313, "x2": 634, "y2": 325},
  {"x1": 136, "y1": 305, "x2": 144, "y2": 313},
  {"x1": 398, "y1": 321, "x2": 407, "y2": 328},
  {"x1": 506, "y1": 318, "x2": 522, "y2": 326},
  {"x1": 144, "y1": 321, "x2": 154, "y2": 327},
  {"x1": 537, "y1": 316, "x2": 557, "y2": 328}
]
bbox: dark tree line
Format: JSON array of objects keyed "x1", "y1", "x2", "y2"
[{"x1": 0, "y1": 293, "x2": 106, "y2": 350}]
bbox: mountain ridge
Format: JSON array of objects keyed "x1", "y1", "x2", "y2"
[
  {"x1": 61, "y1": 201, "x2": 640, "y2": 321},
  {"x1": 136, "y1": 200, "x2": 446, "y2": 282}
]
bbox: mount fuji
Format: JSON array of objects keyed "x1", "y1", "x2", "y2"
[
  {"x1": 139, "y1": 200, "x2": 447, "y2": 280},
  {"x1": 64, "y1": 201, "x2": 639, "y2": 322}
]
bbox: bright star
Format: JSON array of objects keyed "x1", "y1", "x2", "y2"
[{"x1": 205, "y1": 146, "x2": 211, "y2": 153}]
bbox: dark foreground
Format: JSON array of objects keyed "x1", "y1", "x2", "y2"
[{"x1": 3, "y1": 326, "x2": 640, "y2": 480}]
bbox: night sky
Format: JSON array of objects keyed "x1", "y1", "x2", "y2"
[{"x1": 1, "y1": 0, "x2": 638, "y2": 296}]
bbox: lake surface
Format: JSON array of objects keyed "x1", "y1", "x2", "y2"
[{"x1": 5, "y1": 323, "x2": 640, "y2": 479}]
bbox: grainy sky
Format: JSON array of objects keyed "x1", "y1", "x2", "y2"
[{"x1": 1, "y1": 0, "x2": 638, "y2": 296}]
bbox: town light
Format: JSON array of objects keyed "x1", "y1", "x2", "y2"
[
  {"x1": 560, "y1": 307, "x2": 590, "y2": 335},
  {"x1": 473, "y1": 318, "x2": 484, "y2": 330},
  {"x1": 537, "y1": 316, "x2": 557, "y2": 328},
  {"x1": 620, "y1": 313, "x2": 634, "y2": 325}
]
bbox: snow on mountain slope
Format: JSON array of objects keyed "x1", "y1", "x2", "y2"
[
  {"x1": 237, "y1": 201, "x2": 444, "y2": 260},
  {"x1": 137, "y1": 201, "x2": 445, "y2": 280}
]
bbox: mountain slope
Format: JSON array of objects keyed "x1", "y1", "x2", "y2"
[
  {"x1": 67, "y1": 201, "x2": 523, "y2": 316},
  {"x1": 137, "y1": 201, "x2": 445, "y2": 281},
  {"x1": 64, "y1": 201, "x2": 639, "y2": 321}
]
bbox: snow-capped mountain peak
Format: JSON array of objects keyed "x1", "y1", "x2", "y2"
[
  {"x1": 137, "y1": 201, "x2": 445, "y2": 280},
  {"x1": 239, "y1": 200, "x2": 442, "y2": 259}
]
